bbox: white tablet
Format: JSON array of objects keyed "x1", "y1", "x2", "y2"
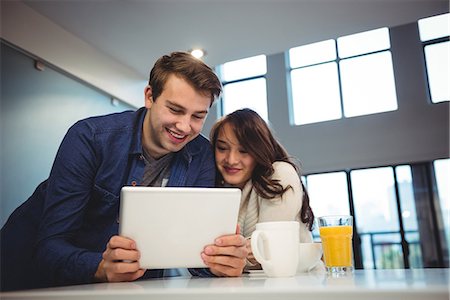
[{"x1": 119, "y1": 186, "x2": 241, "y2": 269}]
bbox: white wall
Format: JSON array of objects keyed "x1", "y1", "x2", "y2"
[
  {"x1": 1, "y1": 1, "x2": 146, "y2": 108},
  {"x1": 0, "y1": 43, "x2": 136, "y2": 227}
]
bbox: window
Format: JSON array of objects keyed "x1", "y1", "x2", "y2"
[
  {"x1": 339, "y1": 51, "x2": 397, "y2": 117},
  {"x1": 434, "y1": 158, "x2": 450, "y2": 249},
  {"x1": 305, "y1": 162, "x2": 446, "y2": 269},
  {"x1": 418, "y1": 13, "x2": 450, "y2": 103},
  {"x1": 305, "y1": 172, "x2": 349, "y2": 240},
  {"x1": 219, "y1": 55, "x2": 268, "y2": 121},
  {"x1": 423, "y1": 42, "x2": 449, "y2": 103},
  {"x1": 289, "y1": 27, "x2": 398, "y2": 125},
  {"x1": 290, "y1": 62, "x2": 341, "y2": 124},
  {"x1": 351, "y1": 167, "x2": 403, "y2": 269},
  {"x1": 307, "y1": 172, "x2": 350, "y2": 217},
  {"x1": 418, "y1": 13, "x2": 450, "y2": 42},
  {"x1": 395, "y1": 165, "x2": 423, "y2": 268}
]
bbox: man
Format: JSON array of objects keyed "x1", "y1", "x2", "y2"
[{"x1": 1, "y1": 52, "x2": 247, "y2": 291}]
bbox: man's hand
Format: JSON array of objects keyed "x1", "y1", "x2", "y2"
[
  {"x1": 94, "y1": 235, "x2": 146, "y2": 282},
  {"x1": 201, "y1": 225, "x2": 248, "y2": 277}
]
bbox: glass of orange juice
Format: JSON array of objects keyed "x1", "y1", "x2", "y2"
[{"x1": 318, "y1": 215, "x2": 353, "y2": 274}]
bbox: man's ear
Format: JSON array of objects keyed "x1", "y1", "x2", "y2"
[{"x1": 144, "y1": 85, "x2": 153, "y2": 108}]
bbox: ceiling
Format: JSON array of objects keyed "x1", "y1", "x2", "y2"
[{"x1": 21, "y1": 0, "x2": 448, "y2": 78}]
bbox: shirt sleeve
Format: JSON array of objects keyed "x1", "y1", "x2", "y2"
[
  {"x1": 35, "y1": 121, "x2": 102, "y2": 286},
  {"x1": 192, "y1": 142, "x2": 216, "y2": 188},
  {"x1": 257, "y1": 162, "x2": 313, "y2": 243}
]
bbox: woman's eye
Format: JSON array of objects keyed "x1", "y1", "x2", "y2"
[{"x1": 216, "y1": 146, "x2": 227, "y2": 151}]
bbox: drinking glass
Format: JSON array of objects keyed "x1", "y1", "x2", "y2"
[{"x1": 318, "y1": 215, "x2": 353, "y2": 274}]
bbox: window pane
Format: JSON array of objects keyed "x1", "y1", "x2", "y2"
[
  {"x1": 337, "y1": 27, "x2": 390, "y2": 58},
  {"x1": 289, "y1": 40, "x2": 336, "y2": 68},
  {"x1": 434, "y1": 158, "x2": 450, "y2": 250},
  {"x1": 395, "y1": 166, "x2": 419, "y2": 232},
  {"x1": 290, "y1": 62, "x2": 342, "y2": 125},
  {"x1": 424, "y1": 42, "x2": 450, "y2": 103},
  {"x1": 340, "y1": 51, "x2": 398, "y2": 118},
  {"x1": 222, "y1": 78, "x2": 268, "y2": 121},
  {"x1": 406, "y1": 231, "x2": 423, "y2": 268},
  {"x1": 307, "y1": 172, "x2": 349, "y2": 241},
  {"x1": 307, "y1": 172, "x2": 350, "y2": 217},
  {"x1": 221, "y1": 55, "x2": 267, "y2": 82},
  {"x1": 351, "y1": 167, "x2": 399, "y2": 233},
  {"x1": 351, "y1": 167, "x2": 402, "y2": 269},
  {"x1": 418, "y1": 13, "x2": 450, "y2": 42},
  {"x1": 373, "y1": 233, "x2": 404, "y2": 269},
  {"x1": 395, "y1": 165, "x2": 423, "y2": 268}
]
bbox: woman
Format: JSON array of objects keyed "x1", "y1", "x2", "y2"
[{"x1": 210, "y1": 108, "x2": 315, "y2": 268}]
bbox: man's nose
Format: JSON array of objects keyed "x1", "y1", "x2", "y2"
[{"x1": 176, "y1": 115, "x2": 191, "y2": 133}]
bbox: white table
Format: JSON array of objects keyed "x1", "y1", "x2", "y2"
[{"x1": 2, "y1": 268, "x2": 448, "y2": 300}]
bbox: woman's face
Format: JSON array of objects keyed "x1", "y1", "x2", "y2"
[{"x1": 214, "y1": 123, "x2": 257, "y2": 188}]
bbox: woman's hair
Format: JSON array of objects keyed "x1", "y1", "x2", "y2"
[
  {"x1": 149, "y1": 51, "x2": 222, "y2": 106},
  {"x1": 210, "y1": 108, "x2": 314, "y2": 230}
]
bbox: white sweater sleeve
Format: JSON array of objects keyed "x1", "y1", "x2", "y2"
[{"x1": 257, "y1": 161, "x2": 313, "y2": 243}]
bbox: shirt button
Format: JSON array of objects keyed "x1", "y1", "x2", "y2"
[{"x1": 131, "y1": 181, "x2": 137, "y2": 186}]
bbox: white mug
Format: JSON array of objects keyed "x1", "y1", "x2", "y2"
[{"x1": 251, "y1": 221, "x2": 299, "y2": 277}]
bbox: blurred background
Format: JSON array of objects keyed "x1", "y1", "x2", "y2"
[{"x1": 1, "y1": 0, "x2": 449, "y2": 270}]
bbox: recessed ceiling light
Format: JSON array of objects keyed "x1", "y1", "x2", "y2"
[{"x1": 190, "y1": 48, "x2": 206, "y2": 59}]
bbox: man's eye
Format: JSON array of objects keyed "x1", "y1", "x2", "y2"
[
  {"x1": 193, "y1": 114, "x2": 205, "y2": 120},
  {"x1": 239, "y1": 149, "x2": 248, "y2": 154},
  {"x1": 169, "y1": 107, "x2": 181, "y2": 113}
]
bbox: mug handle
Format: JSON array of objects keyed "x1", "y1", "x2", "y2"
[{"x1": 251, "y1": 230, "x2": 272, "y2": 268}]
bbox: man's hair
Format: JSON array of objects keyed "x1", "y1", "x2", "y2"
[
  {"x1": 210, "y1": 108, "x2": 315, "y2": 231},
  {"x1": 149, "y1": 52, "x2": 222, "y2": 106}
]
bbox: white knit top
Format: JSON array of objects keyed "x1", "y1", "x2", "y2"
[{"x1": 237, "y1": 161, "x2": 313, "y2": 243}]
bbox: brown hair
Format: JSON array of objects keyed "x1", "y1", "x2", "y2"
[
  {"x1": 149, "y1": 52, "x2": 222, "y2": 106},
  {"x1": 210, "y1": 108, "x2": 314, "y2": 230}
]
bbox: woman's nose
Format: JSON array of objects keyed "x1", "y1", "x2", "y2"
[{"x1": 226, "y1": 150, "x2": 240, "y2": 164}]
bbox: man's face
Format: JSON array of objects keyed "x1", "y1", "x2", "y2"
[{"x1": 142, "y1": 74, "x2": 210, "y2": 159}]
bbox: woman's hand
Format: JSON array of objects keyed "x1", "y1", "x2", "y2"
[
  {"x1": 94, "y1": 235, "x2": 146, "y2": 282},
  {"x1": 201, "y1": 225, "x2": 248, "y2": 277},
  {"x1": 245, "y1": 238, "x2": 259, "y2": 266}
]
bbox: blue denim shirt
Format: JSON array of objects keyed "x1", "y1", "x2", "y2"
[{"x1": 1, "y1": 107, "x2": 216, "y2": 290}]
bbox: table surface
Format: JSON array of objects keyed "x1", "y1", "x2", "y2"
[{"x1": 2, "y1": 268, "x2": 449, "y2": 300}]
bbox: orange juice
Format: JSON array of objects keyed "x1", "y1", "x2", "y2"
[{"x1": 319, "y1": 225, "x2": 353, "y2": 267}]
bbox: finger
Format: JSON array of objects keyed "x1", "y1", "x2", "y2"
[
  {"x1": 214, "y1": 234, "x2": 246, "y2": 247},
  {"x1": 108, "y1": 235, "x2": 137, "y2": 250},
  {"x1": 235, "y1": 223, "x2": 241, "y2": 235},
  {"x1": 204, "y1": 260, "x2": 244, "y2": 277},
  {"x1": 106, "y1": 260, "x2": 143, "y2": 274},
  {"x1": 204, "y1": 245, "x2": 248, "y2": 258},
  {"x1": 201, "y1": 252, "x2": 246, "y2": 270},
  {"x1": 103, "y1": 247, "x2": 141, "y2": 261}
]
